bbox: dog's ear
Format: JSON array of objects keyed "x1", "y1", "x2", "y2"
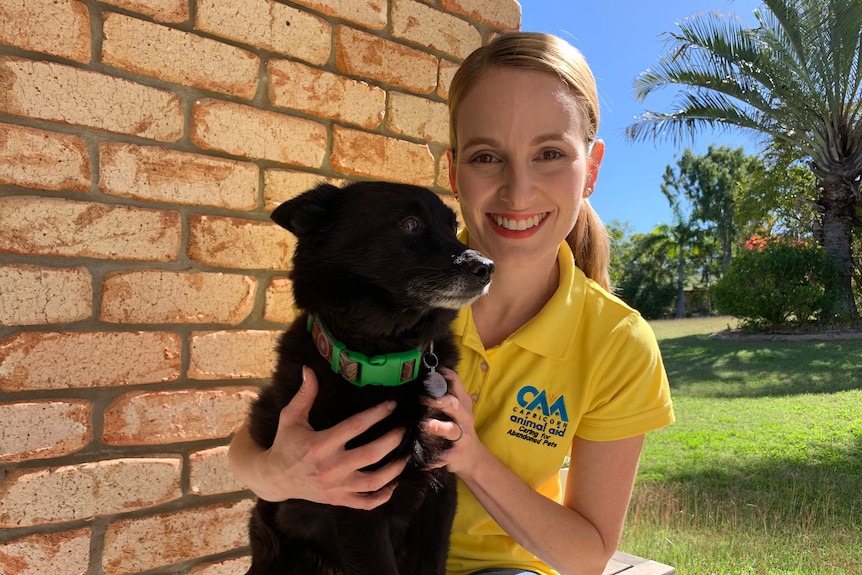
[{"x1": 271, "y1": 183, "x2": 342, "y2": 236}]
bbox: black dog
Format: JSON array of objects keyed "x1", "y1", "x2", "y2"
[{"x1": 245, "y1": 181, "x2": 494, "y2": 575}]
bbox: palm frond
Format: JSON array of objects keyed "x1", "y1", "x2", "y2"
[{"x1": 627, "y1": 0, "x2": 862, "y2": 181}]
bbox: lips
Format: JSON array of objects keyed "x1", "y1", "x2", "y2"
[{"x1": 490, "y1": 213, "x2": 548, "y2": 231}]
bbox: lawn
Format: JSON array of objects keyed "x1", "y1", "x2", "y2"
[{"x1": 619, "y1": 316, "x2": 862, "y2": 575}]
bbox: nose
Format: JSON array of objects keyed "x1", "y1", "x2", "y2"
[
  {"x1": 498, "y1": 161, "x2": 534, "y2": 208},
  {"x1": 461, "y1": 250, "x2": 494, "y2": 286}
]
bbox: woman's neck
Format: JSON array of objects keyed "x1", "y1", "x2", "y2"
[{"x1": 470, "y1": 259, "x2": 560, "y2": 349}]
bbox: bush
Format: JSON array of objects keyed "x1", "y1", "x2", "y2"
[
  {"x1": 616, "y1": 268, "x2": 677, "y2": 320},
  {"x1": 713, "y1": 240, "x2": 837, "y2": 329}
]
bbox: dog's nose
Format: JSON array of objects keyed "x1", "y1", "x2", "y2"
[{"x1": 462, "y1": 250, "x2": 494, "y2": 286}]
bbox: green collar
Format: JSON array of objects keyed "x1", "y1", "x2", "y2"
[{"x1": 307, "y1": 313, "x2": 422, "y2": 387}]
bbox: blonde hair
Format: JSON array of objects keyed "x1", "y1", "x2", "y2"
[{"x1": 448, "y1": 32, "x2": 611, "y2": 291}]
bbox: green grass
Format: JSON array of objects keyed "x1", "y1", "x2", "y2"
[{"x1": 619, "y1": 316, "x2": 862, "y2": 574}]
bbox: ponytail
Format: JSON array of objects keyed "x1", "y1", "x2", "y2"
[{"x1": 567, "y1": 200, "x2": 611, "y2": 291}]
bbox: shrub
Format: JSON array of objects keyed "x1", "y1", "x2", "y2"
[
  {"x1": 713, "y1": 239, "x2": 837, "y2": 329},
  {"x1": 616, "y1": 268, "x2": 677, "y2": 320}
]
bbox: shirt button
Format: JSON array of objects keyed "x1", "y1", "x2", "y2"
[
  {"x1": 470, "y1": 393, "x2": 480, "y2": 403},
  {"x1": 479, "y1": 361, "x2": 489, "y2": 371}
]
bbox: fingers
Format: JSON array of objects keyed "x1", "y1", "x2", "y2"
[
  {"x1": 344, "y1": 482, "x2": 398, "y2": 510},
  {"x1": 422, "y1": 417, "x2": 464, "y2": 443},
  {"x1": 438, "y1": 366, "x2": 471, "y2": 405},
  {"x1": 325, "y1": 399, "x2": 398, "y2": 452},
  {"x1": 265, "y1": 365, "x2": 407, "y2": 508},
  {"x1": 319, "y1": 428, "x2": 408, "y2": 510},
  {"x1": 277, "y1": 366, "x2": 318, "y2": 431}
]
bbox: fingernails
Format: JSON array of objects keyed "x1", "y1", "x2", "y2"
[{"x1": 301, "y1": 365, "x2": 309, "y2": 385}]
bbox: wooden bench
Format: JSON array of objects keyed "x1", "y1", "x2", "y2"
[
  {"x1": 604, "y1": 551, "x2": 675, "y2": 575},
  {"x1": 559, "y1": 468, "x2": 675, "y2": 575}
]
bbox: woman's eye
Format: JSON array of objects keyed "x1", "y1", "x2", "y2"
[
  {"x1": 400, "y1": 216, "x2": 421, "y2": 232},
  {"x1": 539, "y1": 149, "x2": 564, "y2": 161},
  {"x1": 470, "y1": 153, "x2": 498, "y2": 164}
]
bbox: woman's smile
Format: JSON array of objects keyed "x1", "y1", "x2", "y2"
[{"x1": 488, "y1": 212, "x2": 549, "y2": 238}]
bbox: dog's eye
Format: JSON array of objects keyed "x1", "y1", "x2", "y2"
[{"x1": 400, "y1": 216, "x2": 421, "y2": 233}]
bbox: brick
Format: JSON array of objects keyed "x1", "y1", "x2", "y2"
[
  {"x1": 99, "y1": 0, "x2": 189, "y2": 23},
  {"x1": 188, "y1": 330, "x2": 280, "y2": 380},
  {"x1": 0, "y1": 196, "x2": 181, "y2": 261},
  {"x1": 441, "y1": 0, "x2": 521, "y2": 30},
  {"x1": 0, "y1": 56, "x2": 183, "y2": 141},
  {"x1": 192, "y1": 98, "x2": 327, "y2": 167},
  {"x1": 331, "y1": 126, "x2": 435, "y2": 186},
  {"x1": 0, "y1": 458, "x2": 182, "y2": 527},
  {"x1": 263, "y1": 169, "x2": 344, "y2": 210},
  {"x1": 290, "y1": 0, "x2": 387, "y2": 29},
  {"x1": 0, "y1": 331, "x2": 181, "y2": 392},
  {"x1": 196, "y1": 0, "x2": 330, "y2": 65},
  {"x1": 264, "y1": 277, "x2": 297, "y2": 324},
  {"x1": 268, "y1": 59, "x2": 385, "y2": 129},
  {"x1": 335, "y1": 27, "x2": 438, "y2": 94},
  {"x1": 0, "y1": 264, "x2": 92, "y2": 326},
  {"x1": 187, "y1": 215, "x2": 293, "y2": 270},
  {"x1": 99, "y1": 142, "x2": 258, "y2": 210},
  {"x1": 102, "y1": 387, "x2": 259, "y2": 445},
  {"x1": 102, "y1": 13, "x2": 258, "y2": 99},
  {"x1": 100, "y1": 271, "x2": 255, "y2": 324},
  {"x1": 102, "y1": 499, "x2": 254, "y2": 574},
  {"x1": 386, "y1": 92, "x2": 450, "y2": 145},
  {"x1": 0, "y1": 528, "x2": 91, "y2": 575},
  {"x1": 0, "y1": 401, "x2": 91, "y2": 463},
  {"x1": 0, "y1": 123, "x2": 90, "y2": 192},
  {"x1": 438, "y1": 58, "x2": 460, "y2": 101},
  {"x1": 189, "y1": 556, "x2": 252, "y2": 575},
  {"x1": 392, "y1": 0, "x2": 482, "y2": 59},
  {"x1": 0, "y1": 0, "x2": 90, "y2": 62},
  {"x1": 189, "y1": 446, "x2": 246, "y2": 495}
]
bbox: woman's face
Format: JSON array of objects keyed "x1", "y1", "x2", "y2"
[{"x1": 449, "y1": 67, "x2": 603, "y2": 271}]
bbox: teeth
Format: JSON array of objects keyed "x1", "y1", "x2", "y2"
[{"x1": 492, "y1": 213, "x2": 547, "y2": 231}]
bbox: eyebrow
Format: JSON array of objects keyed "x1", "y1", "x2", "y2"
[
  {"x1": 460, "y1": 133, "x2": 574, "y2": 150},
  {"x1": 531, "y1": 133, "x2": 574, "y2": 146}
]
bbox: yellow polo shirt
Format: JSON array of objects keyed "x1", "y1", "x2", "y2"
[{"x1": 446, "y1": 239, "x2": 674, "y2": 575}]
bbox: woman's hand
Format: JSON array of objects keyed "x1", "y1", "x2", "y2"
[
  {"x1": 421, "y1": 367, "x2": 481, "y2": 476},
  {"x1": 229, "y1": 366, "x2": 408, "y2": 509}
]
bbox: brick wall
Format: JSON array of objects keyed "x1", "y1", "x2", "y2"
[{"x1": 0, "y1": 1, "x2": 520, "y2": 573}]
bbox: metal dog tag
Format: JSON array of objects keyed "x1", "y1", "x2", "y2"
[
  {"x1": 423, "y1": 369, "x2": 448, "y2": 398},
  {"x1": 422, "y1": 349, "x2": 447, "y2": 398}
]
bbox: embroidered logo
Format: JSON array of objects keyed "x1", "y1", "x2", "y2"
[{"x1": 507, "y1": 385, "x2": 569, "y2": 448}]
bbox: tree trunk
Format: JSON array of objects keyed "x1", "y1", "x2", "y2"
[
  {"x1": 819, "y1": 180, "x2": 859, "y2": 321},
  {"x1": 675, "y1": 257, "x2": 686, "y2": 318}
]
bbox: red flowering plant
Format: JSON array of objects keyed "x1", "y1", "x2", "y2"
[{"x1": 714, "y1": 233, "x2": 837, "y2": 330}]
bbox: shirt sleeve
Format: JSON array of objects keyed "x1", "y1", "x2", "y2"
[{"x1": 575, "y1": 312, "x2": 675, "y2": 441}]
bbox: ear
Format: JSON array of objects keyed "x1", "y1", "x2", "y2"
[
  {"x1": 584, "y1": 139, "x2": 605, "y2": 197},
  {"x1": 447, "y1": 148, "x2": 458, "y2": 196},
  {"x1": 271, "y1": 183, "x2": 342, "y2": 236}
]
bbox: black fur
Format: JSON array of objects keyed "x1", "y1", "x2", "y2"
[{"x1": 245, "y1": 181, "x2": 494, "y2": 575}]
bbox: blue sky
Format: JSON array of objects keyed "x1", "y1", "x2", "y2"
[{"x1": 518, "y1": 0, "x2": 765, "y2": 234}]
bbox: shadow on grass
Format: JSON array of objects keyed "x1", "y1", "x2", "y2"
[
  {"x1": 658, "y1": 335, "x2": 862, "y2": 397},
  {"x1": 631, "y1": 434, "x2": 862, "y2": 567}
]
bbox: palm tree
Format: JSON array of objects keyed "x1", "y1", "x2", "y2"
[
  {"x1": 626, "y1": 0, "x2": 862, "y2": 321},
  {"x1": 655, "y1": 191, "x2": 701, "y2": 319}
]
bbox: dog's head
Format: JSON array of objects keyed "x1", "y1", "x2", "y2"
[{"x1": 272, "y1": 182, "x2": 493, "y2": 320}]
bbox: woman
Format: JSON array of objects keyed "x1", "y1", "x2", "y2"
[{"x1": 229, "y1": 32, "x2": 674, "y2": 575}]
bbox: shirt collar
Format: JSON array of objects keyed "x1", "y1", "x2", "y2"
[{"x1": 453, "y1": 229, "x2": 586, "y2": 360}]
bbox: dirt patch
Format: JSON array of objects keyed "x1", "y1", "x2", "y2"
[{"x1": 710, "y1": 324, "x2": 862, "y2": 341}]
